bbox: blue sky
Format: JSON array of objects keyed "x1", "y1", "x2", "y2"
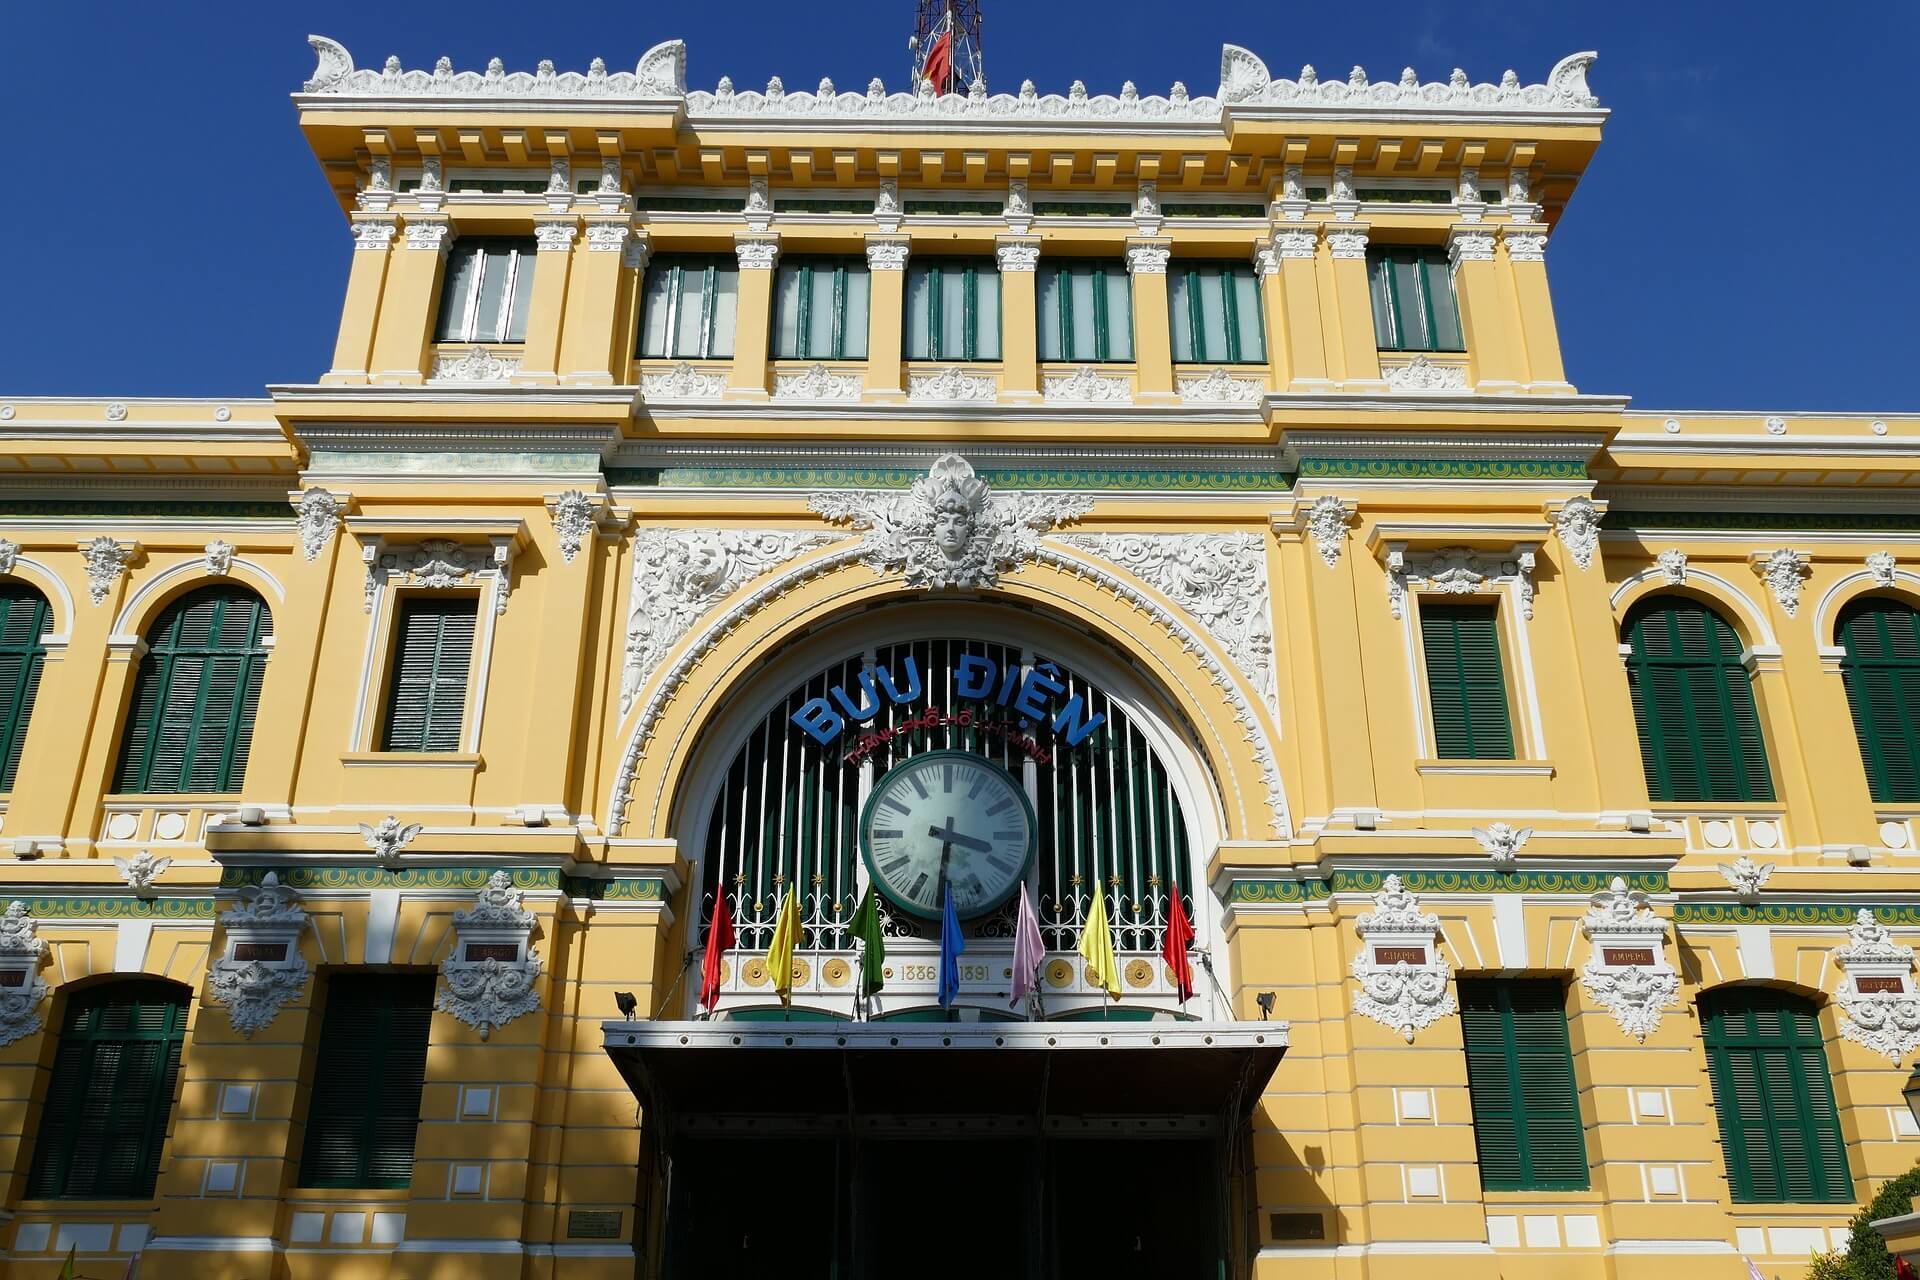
[{"x1": 2, "y1": 1, "x2": 1913, "y2": 410}]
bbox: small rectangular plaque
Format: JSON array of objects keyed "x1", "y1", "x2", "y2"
[
  {"x1": 1857, "y1": 976, "x2": 1906, "y2": 994},
  {"x1": 1373, "y1": 946, "x2": 1426, "y2": 965},
  {"x1": 1601, "y1": 948, "x2": 1656, "y2": 967},
  {"x1": 567, "y1": 1209, "x2": 622, "y2": 1240},
  {"x1": 1269, "y1": 1212, "x2": 1325, "y2": 1241},
  {"x1": 465, "y1": 943, "x2": 520, "y2": 962},
  {"x1": 0, "y1": 971, "x2": 24, "y2": 988},
  {"x1": 233, "y1": 942, "x2": 287, "y2": 963}
]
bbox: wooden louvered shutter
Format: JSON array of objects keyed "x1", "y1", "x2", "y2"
[
  {"x1": 27, "y1": 983, "x2": 188, "y2": 1199},
  {"x1": 1420, "y1": 603, "x2": 1514, "y2": 759},
  {"x1": 114, "y1": 588, "x2": 271, "y2": 794},
  {"x1": 1701, "y1": 989, "x2": 1852, "y2": 1203},
  {"x1": 0, "y1": 586, "x2": 49, "y2": 793},
  {"x1": 1840, "y1": 601, "x2": 1920, "y2": 802},
  {"x1": 1625, "y1": 600, "x2": 1774, "y2": 803},
  {"x1": 298, "y1": 973, "x2": 435, "y2": 1189},
  {"x1": 380, "y1": 598, "x2": 478, "y2": 752},
  {"x1": 1459, "y1": 979, "x2": 1589, "y2": 1191}
]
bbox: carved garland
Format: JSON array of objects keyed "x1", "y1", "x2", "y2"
[
  {"x1": 1578, "y1": 876, "x2": 1679, "y2": 1042},
  {"x1": 1835, "y1": 908, "x2": 1920, "y2": 1064},
  {"x1": 437, "y1": 871, "x2": 544, "y2": 1040},
  {"x1": 1349, "y1": 875, "x2": 1456, "y2": 1042}
]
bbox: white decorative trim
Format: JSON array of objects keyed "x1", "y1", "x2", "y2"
[
  {"x1": 621, "y1": 528, "x2": 841, "y2": 712},
  {"x1": 772, "y1": 363, "x2": 863, "y2": 401},
  {"x1": 994, "y1": 240, "x2": 1039, "y2": 272},
  {"x1": 1349, "y1": 876, "x2": 1455, "y2": 1042},
  {"x1": 907, "y1": 368, "x2": 998, "y2": 402},
  {"x1": 1472, "y1": 821, "x2": 1531, "y2": 871},
  {"x1": 0, "y1": 903, "x2": 48, "y2": 1048},
  {"x1": 1250, "y1": 242, "x2": 1281, "y2": 276},
  {"x1": 1657, "y1": 548, "x2": 1688, "y2": 585},
  {"x1": 1056, "y1": 533, "x2": 1275, "y2": 710},
  {"x1": 875, "y1": 178, "x2": 902, "y2": 229},
  {"x1": 533, "y1": 219, "x2": 577, "y2": 252},
  {"x1": 430, "y1": 348, "x2": 523, "y2": 384},
  {"x1": 1503, "y1": 228, "x2": 1547, "y2": 262},
  {"x1": 1579, "y1": 877, "x2": 1678, "y2": 1042},
  {"x1": 640, "y1": 361, "x2": 727, "y2": 400},
  {"x1": 114, "y1": 851, "x2": 174, "y2": 897},
  {"x1": 0, "y1": 540, "x2": 17, "y2": 576},
  {"x1": 1447, "y1": 227, "x2": 1497, "y2": 265},
  {"x1": 1175, "y1": 368, "x2": 1264, "y2": 403},
  {"x1": 80, "y1": 536, "x2": 135, "y2": 606},
  {"x1": 1835, "y1": 909, "x2": 1920, "y2": 1064},
  {"x1": 1042, "y1": 366, "x2": 1132, "y2": 403},
  {"x1": 295, "y1": 489, "x2": 341, "y2": 561},
  {"x1": 1764, "y1": 415, "x2": 1788, "y2": 436},
  {"x1": 203, "y1": 540, "x2": 236, "y2": 576},
  {"x1": 1325, "y1": 229, "x2": 1369, "y2": 260},
  {"x1": 359, "y1": 815, "x2": 423, "y2": 864},
  {"x1": 437, "y1": 872, "x2": 543, "y2": 1040},
  {"x1": 364, "y1": 536, "x2": 518, "y2": 617},
  {"x1": 351, "y1": 218, "x2": 398, "y2": 251},
  {"x1": 1752, "y1": 548, "x2": 1810, "y2": 617},
  {"x1": 623, "y1": 234, "x2": 652, "y2": 271},
  {"x1": 1304, "y1": 496, "x2": 1354, "y2": 569},
  {"x1": 548, "y1": 490, "x2": 597, "y2": 564},
  {"x1": 1386, "y1": 548, "x2": 1407, "y2": 620},
  {"x1": 1608, "y1": 565, "x2": 1776, "y2": 649},
  {"x1": 1716, "y1": 854, "x2": 1773, "y2": 901},
  {"x1": 403, "y1": 220, "x2": 451, "y2": 252},
  {"x1": 1868, "y1": 551, "x2": 1898, "y2": 588},
  {"x1": 1274, "y1": 227, "x2": 1318, "y2": 260},
  {"x1": 865, "y1": 240, "x2": 910, "y2": 271},
  {"x1": 1124, "y1": 242, "x2": 1170, "y2": 275},
  {"x1": 1553, "y1": 497, "x2": 1601, "y2": 571},
  {"x1": 735, "y1": 237, "x2": 780, "y2": 271},
  {"x1": 584, "y1": 222, "x2": 631, "y2": 253},
  {"x1": 209, "y1": 874, "x2": 311, "y2": 1037},
  {"x1": 813, "y1": 455, "x2": 1091, "y2": 591},
  {"x1": 106, "y1": 402, "x2": 128, "y2": 422},
  {"x1": 1381, "y1": 357, "x2": 1467, "y2": 392}
]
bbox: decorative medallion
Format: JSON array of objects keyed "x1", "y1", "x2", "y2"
[
  {"x1": 1349, "y1": 875, "x2": 1455, "y2": 1042},
  {"x1": 114, "y1": 851, "x2": 174, "y2": 898},
  {"x1": 1578, "y1": 876, "x2": 1679, "y2": 1042},
  {"x1": 1472, "y1": 822, "x2": 1532, "y2": 872},
  {"x1": 204, "y1": 540, "x2": 235, "y2": 577},
  {"x1": 1657, "y1": 548, "x2": 1688, "y2": 585},
  {"x1": 1868, "y1": 551, "x2": 1898, "y2": 588},
  {"x1": 1835, "y1": 909, "x2": 1920, "y2": 1064},
  {"x1": 208, "y1": 873, "x2": 311, "y2": 1037},
  {"x1": 1716, "y1": 854, "x2": 1773, "y2": 901},
  {"x1": 1553, "y1": 498, "x2": 1601, "y2": 571}
]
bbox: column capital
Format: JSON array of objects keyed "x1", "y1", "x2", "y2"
[
  {"x1": 622, "y1": 228, "x2": 652, "y2": 272},
  {"x1": 994, "y1": 236, "x2": 1040, "y2": 273},
  {"x1": 350, "y1": 215, "x2": 398, "y2": 252},
  {"x1": 1324, "y1": 224, "x2": 1370, "y2": 260},
  {"x1": 865, "y1": 236, "x2": 911, "y2": 271},
  {"x1": 533, "y1": 217, "x2": 579, "y2": 253},
  {"x1": 1502, "y1": 224, "x2": 1549, "y2": 263},
  {"x1": 401, "y1": 216, "x2": 452, "y2": 252},
  {"x1": 582, "y1": 217, "x2": 635, "y2": 253},
  {"x1": 1446, "y1": 223, "x2": 1498, "y2": 267},
  {"x1": 1251, "y1": 241, "x2": 1281, "y2": 277},
  {"x1": 735, "y1": 233, "x2": 780, "y2": 271},
  {"x1": 1123, "y1": 238, "x2": 1170, "y2": 275},
  {"x1": 1272, "y1": 225, "x2": 1319, "y2": 261}
]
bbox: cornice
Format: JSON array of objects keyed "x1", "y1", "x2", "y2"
[{"x1": 1266, "y1": 392, "x2": 1630, "y2": 414}]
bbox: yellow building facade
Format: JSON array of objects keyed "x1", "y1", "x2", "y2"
[{"x1": 0, "y1": 32, "x2": 1915, "y2": 1279}]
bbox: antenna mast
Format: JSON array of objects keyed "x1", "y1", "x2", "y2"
[{"x1": 909, "y1": 0, "x2": 984, "y2": 94}]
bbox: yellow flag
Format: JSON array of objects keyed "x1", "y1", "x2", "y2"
[
  {"x1": 1079, "y1": 884, "x2": 1121, "y2": 998},
  {"x1": 766, "y1": 888, "x2": 800, "y2": 1005},
  {"x1": 58, "y1": 1246, "x2": 76, "y2": 1280}
]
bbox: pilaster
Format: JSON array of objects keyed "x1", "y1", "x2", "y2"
[
  {"x1": 863, "y1": 236, "x2": 911, "y2": 400},
  {"x1": 1273, "y1": 226, "x2": 1329, "y2": 389},
  {"x1": 518, "y1": 217, "x2": 579, "y2": 384},
  {"x1": 557, "y1": 218, "x2": 638, "y2": 385},
  {"x1": 728, "y1": 234, "x2": 780, "y2": 399},
  {"x1": 1124, "y1": 238, "x2": 1175, "y2": 402},
  {"x1": 1448, "y1": 222, "x2": 1520, "y2": 392},
  {"x1": 1250, "y1": 242, "x2": 1289, "y2": 389},
  {"x1": 368, "y1": 215, "x2": 450, "y2": 386},
  {"x1": 1323, "y1": 223, "x2": 1384, "y2": 390},
  {"x1": 995, "y1": 236, "x2": 1041, "y2": 400},
  {"x1": 1502, "y1": 224, "x2": 1572, "y2": 392},
  {"x1": 326, "y1": 216, "x2": 398, "y2": 385}
]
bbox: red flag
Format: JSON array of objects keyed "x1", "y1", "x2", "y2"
[
  {"x1": 1162, "y1": 888, "x2": 1195, "y2": 1002},
  {"x1": 920, "y1": 29, "x2": 953, "y2": 94},
  {"x1": 698, "y1": 893, "x2": 735, "y2": 1013},
  {"x1": 1896, "y1": 1257, "x2": 1917, "y2": 1280}
]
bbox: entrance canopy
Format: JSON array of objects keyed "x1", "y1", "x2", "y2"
[{"x1": 603, "y1": 1020, "x2": 1285, "y2": 1130}]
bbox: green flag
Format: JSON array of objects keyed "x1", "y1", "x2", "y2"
[{"x1": 848, "y1": 885, "x2": 886, "y2": 996}]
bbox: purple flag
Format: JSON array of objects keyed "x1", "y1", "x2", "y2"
[{"x1": 1009, "y1": 883, "x2": 1045, "y2": 1010}]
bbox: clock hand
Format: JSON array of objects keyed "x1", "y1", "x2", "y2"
[{"x1": 927, "y1": 819, "x2": 992, "y2": 855}]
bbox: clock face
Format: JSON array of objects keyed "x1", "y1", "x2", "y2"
[{"x1": 858, "y1": 750, "x2": 1036, "y2": 920}]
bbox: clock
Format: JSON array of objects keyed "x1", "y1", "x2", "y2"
[{"x1": 858, "y1": 750, "x2": 1036, "y2": 921}]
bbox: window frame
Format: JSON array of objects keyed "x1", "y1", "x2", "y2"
[
  {"x1": 1836, "y1": 597, "x2": 1920, "y2": 803},
  {"x1": 1700, "y1": 988, "x2": 1853, "y2": 1204},
  {"x1": 375, "y1": 594, "x2": 482, "y2": 754},
  {"x1": 1168, "y1": 260, "x2": 1266, "y2": 365},
  {"x1": 113, "y1": 586, "x2": 273, "y2": 796},
  {"x1": 1037, "y1": 260, "x2": 1135, "y2": 364},
  {"x1": 1367, "y1": 246, "x2": 1465, "y2": 354},
  {"x1": 1416, "y1": 600, "x2": 1517, "y2": 760},
  {"x1": 1457, "y1": 978, "x2": 1591, "y2": 1192},
  {"x1": 771, "y1": 256, "x2": 871, "y2": 361},
  {"x1": 0, "y1": 584, "x2": 51, "y2": 793},
  {"x1": 1623, "y1": 598, "x2": 1776, "y2": 803},
  {"x1": 636, "y1": 253, "x2": 740, "y2": 360},
  {"x1": 434, "y1": 238, "x2": 538, "y2": 345},
  {"x1": 905, "y1": 258, "x2": 1002, "y2": 362}
]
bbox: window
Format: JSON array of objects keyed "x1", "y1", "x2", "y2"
[
  {"x1": 1169, "y1": 262, "x2": 1265, "y2": 364},
  {"x1": 1700, "y1": 988, "x2": 1852, "y2": 1203},
  {"x1": 114, "y1": 587, "x2": 271, "y2": 794},
  {"x1": 1623, "y1": 599, "x2": 1774, "y2": 802},
  {"x1": 1420, "y1": 603, "x2": 1513, "y2": 759},
  {"x1": 773, "y1": 257, "x2": 869, "y2": 360},
  {"x1": 906, "y1": 259, "x2": 1001, "y2": 361},
  {"x1": 380, "y1": 597, "x2": 478, "y2": 752},
  {"x1": 0, "y1": 585, "x2": 50, "y2": 792},
  {"x1": 1367, "y1": 247, "x2": 1463, "y2": 352},
  {"x1": 1838, "y1": 599, "x2": 1920, "y2": 802},
  {"x1": 28, "y1": 982, "x2": 189, "y2": 1199},
  {"x1": 638, "y1": 254, "x2": 739, "y2": 359},
  {"x1": 1038, "y1": 261, "x2": 1134, "y2": 363},
  {"x1": 298, "y1": 973, "x2": 435, "y2": 1189},
  {"x1": 434, "y1": 238, "x2": 536, "y2": 344},
  {"x1": 1458, "y1": 979, "x2": 1589, "y2": 1191}
]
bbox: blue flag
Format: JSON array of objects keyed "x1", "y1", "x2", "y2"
[{"x1": 938, "y1": 881, "x2": 965, "y2": 1008}]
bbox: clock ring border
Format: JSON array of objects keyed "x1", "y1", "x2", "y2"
[{"x1": 856, "y1": 747, "x2": 1039, "y2": 923}]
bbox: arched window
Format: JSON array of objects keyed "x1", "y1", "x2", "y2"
[
  {"x1": 114, "y1": 586, "x2": 271, "y2": 794},
  {"x1": 0, "y1": 584, "x2": 51, "y2": 792},
  {"x1": 1699, "y1": 988, "x2": 1852, "y2": 1203},
  {"x1": 27, "y1": 981, "x2": 189, "y2": 1199},
  {"x1": 1622, "y1": 598, "x2": 1774, "y2": 803},
  {"x1": 1838, "y1": 598, "x2": 1920, "y2": 802}
]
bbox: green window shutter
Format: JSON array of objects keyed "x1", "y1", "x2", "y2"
[
  {"x1": 298, "y1": 973, "x2": 436, "y2": 1189},
  {"x1": 113, "y1": 588, "x2": 272, "y2": 794},
  {"x1": 0, "y1": 586, "x2": 50, "y2": 793},
  {"x1": 1839, "y1": 600, "x2": 1920, "y2": 802},
  {"x1": 1366, "y1": 247, "x2": 1464, "y2": 353},
  {"x1": 1701, "y1": 989, "x2": 1853, "y2": 1203},
  {"x1": 380, "y1": 597, "x2": 478, "y2": 752},
  {"x1": 905, "y1": 259, "x2": 1001, "y2": 362},
  {"x1": 1458, "y1": 979, "x2": 1589, "y2": 1191},
  {"x1": 1037, "y1": 261, "x2": 1133, "y2": 363},
  {"x1": 772, "y1": 257, "x2": 871, "y2": 360},
  {"x1": 1167, "y1": 262, "x2": 1266, "y2": 364},
  {"x1": 27, "y1": 982, "x2": 189, "y2": 1200},
  {"x1": 1420, "y1": 603, "x2": 1514, "y2": 759},
  {"x1": 1624, "y1": 600, "x2": 1774, "y2": 802}
]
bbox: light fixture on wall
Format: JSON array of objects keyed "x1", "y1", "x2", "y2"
[
  {"x1": 1256, "y1": 991, "x2": 1276, "y2": 1022},
  {"x1": 614, "y1": 991, "x2": 638, "y2": 1019}
]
